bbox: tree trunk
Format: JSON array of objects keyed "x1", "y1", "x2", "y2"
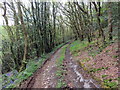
[
  {"x1": 108, "y1": 2, "x2": 113, "y2": 40},
  {"x1": 92, "y1": 2, "x2": 105, "y2": 43},
  {"x1": 17, "y1": 2, "x2": 28, "y2": 72}
]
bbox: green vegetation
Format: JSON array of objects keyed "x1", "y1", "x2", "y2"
[
  {"x1": 114, "y1": 77, "x2": 120, "y2": 81},
  {"x1": 89, "y1": 67, "x2": 108, "y2": 73},
  {"x1": 82, "y1": 58, "x2": 91, "y2": 62},
  {"x1": 88, "y1": 49, "x2": 101, "y2": 57},
  {"x1": 0, "y1": 26, "x2": 7, "y2": 35},
  {"x1": 2, "y1": 43, "x2": 66, "y2": 88},
  {"x1": 70, "y1": 40, "x2": 89, "y2": 55},
  {"x1": 102, "y1": 75, "x2": 108, "y2": 78},
  {"x1": 70, "y1": 40, "x2": 98, "y2": 57},
  {"x1": 0, "y1": 26, "x2": 6, "y2": 57},
  {"x1": 70, "y1": 38, "x2": 118, "y2": 88},
  {"x1": 3, "y1": 56, "x2": 47, "y2": 88},
  {"x1": 56, "y1": 79, "x2": 66, "y2": 88},
  {"x1": 103, "y1": 79, "x2": 118, "y2": 88},
  {"x1": 56, "y1": 45, "x2": 68, "y2": 88},
  {"x1": 105, "y1": 50, "x2": 110, "y2": 53},
  {"x1": 88, "y1": 41, "x2": 116, "y2": 58},
  {"x1": 0, "y1": 26, "x2": 8, "y2": 40},
  {"x1": 112, "y1": 55, "x2": 118, "y2": 58},
  {"x1": 1, "y1": 1, "x2": 119, "y2": 88}
]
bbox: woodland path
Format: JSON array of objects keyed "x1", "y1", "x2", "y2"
[{"x1": 20, "y1": 44, "x2": 100, "y2": 88}]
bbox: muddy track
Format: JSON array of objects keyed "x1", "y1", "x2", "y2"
[
  {"x1": 63, "y1": 45, "x2": 101, "y2": 88},
  {"x1": 20, "y1": 43, "x2": 69, "y2": 88},
  {"x1": 20, "y1": 42, "x2": 100, "y2": 88}
]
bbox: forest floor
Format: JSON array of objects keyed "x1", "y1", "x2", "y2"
[
  {"x1": 19, "y1": 40, "x2": 119, "y2": 88},
  {"x1": 74, "y1": 42, "x2": 119, "y2": 88}
]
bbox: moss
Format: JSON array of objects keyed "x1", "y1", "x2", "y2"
[
  {"x1": 104, "y1": 82, "x2": 118, "y2": 88},
  {"x1": 112, "y1": 55, "x2": 118, "y2": 58},
  {"x1": 82, "y1": 58, "x2": 91, "y2": 62},
  {"x1": 102, "y1": 75, "x2": 108, "y2": 78},
  {"x1": 102, "y1": 79, "x2": 118, "y2": 88}
]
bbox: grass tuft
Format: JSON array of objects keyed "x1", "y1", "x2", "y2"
[{"x1": 56, "y1": 45, "x2": 68, "y2": 88}]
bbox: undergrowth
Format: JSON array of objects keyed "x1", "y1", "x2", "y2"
[
  {"x1": 70, "y1": 40, "x2": 89, "y2": 55},
  {"x1": 3, "y1": 57, "x2": 46, "y2": 88},
  {"x1": 2, "y1": 42, "x2": 67, "y2": 88}
]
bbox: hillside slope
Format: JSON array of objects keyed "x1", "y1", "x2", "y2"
[{"x1": 70, "y1": 40, "x2": 119, "y2": 88}]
